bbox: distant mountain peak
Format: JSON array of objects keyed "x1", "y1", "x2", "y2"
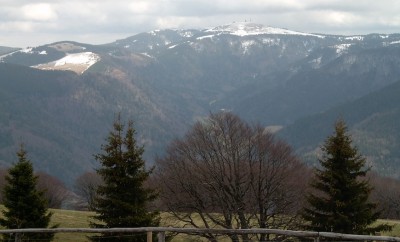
[
  {"x1": 48, "y1": 42, "x2": 87, "y2": 52},
  {"x1": 206, "y1": 22, "x2": 325, "y2": 38}
]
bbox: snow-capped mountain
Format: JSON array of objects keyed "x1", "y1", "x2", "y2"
[
  {"x1": 205, "y1": 22, "x2": 325, "y2": 38},
  {"x1": 2, "y1": 22, "x2": 400, "y2": 184},
  {"x1": 0, "y1": 41, "x2": 102, "y2": 74},
  {"x1": 4, "y1": 22, "x2": 400, "y2": 73}
]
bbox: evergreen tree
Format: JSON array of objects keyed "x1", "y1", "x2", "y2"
[
  {"x1": 0, "y1": 145, "x2": 55, "y2": 241},
  {"x1": 302, "y1": 120, "x2": 390, "y2": 235},
  {"x1": 90, "y1": 116, "x2": 159, "y2": 242}
]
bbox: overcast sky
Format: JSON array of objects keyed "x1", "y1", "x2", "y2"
[{"x1": 1, "y1": 0, "x2": 400, "y2": 48}]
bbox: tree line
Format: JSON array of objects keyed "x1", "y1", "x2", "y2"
[{"x1": 1, "y1": 112, "x2": 400, "y2": 241}]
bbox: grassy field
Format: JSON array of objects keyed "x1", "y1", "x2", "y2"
[
  {"x1": 1, "y1": 208, "x2": 400, "y2": 241},
  {"x1": 49, "y1": 209, "x2": 96, "y2": 241},
  {"x1": 374, "y1": 219, "x2": 400, "y2": 237}
]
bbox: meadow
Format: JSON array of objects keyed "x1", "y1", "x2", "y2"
[
  {"x1": 47, "y1": 209, "x2": 400, "y2": 241},
  {"x1": 0, "y1": 208, "x2": 398, "y2": 241}
]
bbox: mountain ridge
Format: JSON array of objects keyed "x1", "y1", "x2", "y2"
[
  {"x1": 205, "y1": 22, "x2": 326, "y2": 38},
  {"x1": 1, "y1": 22, "x2": 400, "y2": 185}
]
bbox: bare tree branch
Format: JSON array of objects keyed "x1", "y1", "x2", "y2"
[{"x1": 155, "y1": 112, "x2": 310, "y2": 242}]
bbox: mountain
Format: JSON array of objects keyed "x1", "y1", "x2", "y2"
[
  {"x1": 0, "y1": 46, "x2": 20, "y2": 56},
  {"x1": 223, "y1": 43, "x2": 400, "y2": 125},
  {"x1": 2, "y1": 22, "x2": 400, "y2": 185},
  {"x1": 278, "y1": 79, "x2": 400, "y2": 178},
  {"x1": 0, "y1": 62, "x2": 184, "y2": 186}
]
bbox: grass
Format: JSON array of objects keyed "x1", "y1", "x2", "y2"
[
  {"x1": 374, "y1": 219, "x2": 400, "y2": 237},
  {"x1": 1, "y1": 208, "x2": 400, "y2": 241},
  {"x1": 49, "y1": 208, "x2": 96, "y2": 241}
]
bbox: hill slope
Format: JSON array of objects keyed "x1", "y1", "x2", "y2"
[
  {"x1": 278, "y1": 79, "x2": 400, "y2": 178},
  {"x1": 0, "y1": 63, "x2": 182, "y2": 185},
  {"x1": 1, "y1": 23, "x2": 400, "y2": 184}
]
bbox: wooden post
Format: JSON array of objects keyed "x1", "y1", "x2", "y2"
[
  {"x1": 147, "y1": 231, "x2": 152, "y2": 242},
  {"x1": 14, "y1": 233, "x2": 21, "y2": 242},
  {"x1": 157, "y1": 231, "x2": 165, "y2": 242}
]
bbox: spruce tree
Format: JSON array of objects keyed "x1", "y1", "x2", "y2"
[
  {"x1": 302, "y1": 120, "x2": 390, "y2": 234},
  {"x1": 0, "y1": 145, "x2": 55, "y2": 241},
  {"x1": 90, "y1": 116, "x2": 159, "y2": 242}
]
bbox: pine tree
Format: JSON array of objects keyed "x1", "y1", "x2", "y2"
[
  {"x1": 302, "y1": 120, "x2": 390, "y2": 235},
  {"x1": 0, "y1": 145, "x2": 55, "y2": 241},
  {"x1": 90, "y1": 116, "x2": 159, "y2": 242}
]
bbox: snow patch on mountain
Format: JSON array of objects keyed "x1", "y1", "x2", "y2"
[
  {"x1": 333, "y1": 43, "x2": 352, "y2": 55},
  {"x1": 20, "y1": 48, "x2": 33, "y2": 53},
  {"x1": 0, "y1": 48, "x2": 48, "y2": 62},
  {"x1": 0, "y1": 50, "x2": 19, "y2": 61},
  {"x1": 179, "y1": 31, "x2": 195, "y2": 38},
  {"x1": 150, "y1": 30, "x2": 161, "y2": 36},
  {"x1": 140, "y1": 52, "x2": 154, "y2": 58},
  {"x1": 241, "y1": 40, "x2": 258, "y2": 54},
  {"x1": 54, "y1": 52, "x2": 98, "y2": 67},
  {"x1": 33, "y1": 52, "x2": 100, "y2": 74},
  {"x1": 206, "y1": 22, "x2": 325, "y2": 38},
  {"x1": 344, "y1": 36, "x2": 364, "y2": 41},
  {"x1": 18, "y1": 48, "x2": 48, "y2": 55},
  {"x1": 262, "y1": 38, "x2": 281, "y2": 46},
  {"x1": 168, "y1": 44, "x2": 179, "y2": 49},
  {"x1": 197, "y1": 34, "x2": 215, "y2": 40}
]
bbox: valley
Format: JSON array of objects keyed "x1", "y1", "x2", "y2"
[{"x1": 1, "y1": 22, "x2": 400, "y2": 185}]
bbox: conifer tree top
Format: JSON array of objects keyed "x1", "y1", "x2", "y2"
[
  {"x1": 90, "y1": 115, "x2": 159, "y2": 242},
  {"x1": 302, "y1": 120, "x2": 391, "y2": 235},
  {"x1": 0, "y1": 145, "x2": 55, "y2": 241}
]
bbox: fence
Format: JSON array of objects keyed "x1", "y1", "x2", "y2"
[{"x1": 1, "y1": 227, "x2": 400, "y2": 242}]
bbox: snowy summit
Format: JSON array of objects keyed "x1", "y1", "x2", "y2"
[{"x1": 206, "y1": 22, "x2": 325, "y2": 38}]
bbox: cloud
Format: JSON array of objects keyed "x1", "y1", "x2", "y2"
[
  {"x1": 0, "y1": 21, "x2": 34, "y2": 32},
  {"x1": 1, "y1": 0, "x2": 400, "y2": 47},
  {"x1": 21, "y1": 3, "x2": 58, "y2": 21},
  {"x1": 129, "y1": 1, "x2": 156, "y2": 15}
]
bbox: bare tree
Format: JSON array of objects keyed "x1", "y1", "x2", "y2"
[
  {"x1": 74, "y1": 171, "x2": 103, "y2": 210},
  {"x1": 369, "y1": 172, "x2": 400, "y2": 219},
  {"x1": 155, "y1": 112, "x2": 309, "y2": 242},
  {"x1": 1, "y1": 168, "x2": 69, "y2": 209},
  {"x1": 36, "y1": 171, "x2": 69, "y2": 208},
  {"x1": 248, "y1": 126, "x2": 311, "y2": 241}
]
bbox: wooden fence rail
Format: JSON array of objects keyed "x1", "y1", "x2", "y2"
[{"x1": 0, "y1": 227, "x2": 399, "y2": 242}]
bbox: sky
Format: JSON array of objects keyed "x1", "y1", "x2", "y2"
[{"x1": 1, "y1": 0, "x2": 400, "y2": 48}]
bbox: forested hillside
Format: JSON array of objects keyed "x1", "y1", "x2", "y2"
[
  {"x1": 0, "y1": 63, "x2": 179, "y2": 185},
  {"x1": 1, "y1": 23, "x2": 400, "y2": 184},
  {"x1": 278, "y1": 79, "x2": 400, "y2": 178}
]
